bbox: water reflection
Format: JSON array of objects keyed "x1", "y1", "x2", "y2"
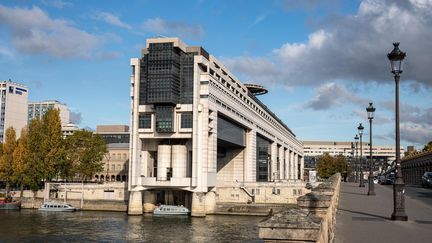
[{"x1": 0, "y1": 210, "x2": 264, "y2": 242}]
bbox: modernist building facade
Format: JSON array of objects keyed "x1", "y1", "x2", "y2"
[
  {"x1": 94, "y1": 125, "x2": 130, "y2": 182},
  {"x1": 129, "y1": 38, "x2": 304, "y2": 216},
  {"x1": 0, "y1": 80, "x2": 28, "y2": 142}
]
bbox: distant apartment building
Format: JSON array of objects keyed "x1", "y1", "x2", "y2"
[
  {"x1": 28, "y1": 100, "x2": 70, "y2": 125},
  {"x1": 0, "y1": 80, "x2": 28, "y2": 142},
  {"x1": 302, "y1": 140, "x2": 405, "y2": 170},
  {"x1": 62, "y1": 123, "x2": 80, "y2": 137},
  {"x1": 94, "y1": 125, "x2": 130, "y2": 182}
]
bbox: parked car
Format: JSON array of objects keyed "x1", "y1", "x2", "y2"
[
  {"x1": 378, "y1": 175, "x2": 386, "y2": 184},
  {"x1": 380, "y1": 174, "x2": 395, "y2": 185},
  {"x1": 421, "y1": 172, "x2": 432, "y2": 188}
]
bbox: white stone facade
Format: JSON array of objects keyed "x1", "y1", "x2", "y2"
[
  {"x1": 0, "y1": 80, "x2": 28, "y2": 142},
  {"x1": 129, "y1": 38, "x2": 304, "y2": 215}
]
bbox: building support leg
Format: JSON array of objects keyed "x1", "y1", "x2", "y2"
[{"x1": 128, "y1": 190, "x2": 143, "y2": 215}]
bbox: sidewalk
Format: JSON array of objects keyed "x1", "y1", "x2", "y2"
[{"x1": 335, "y1": 182, "x2": 432, "y2": 243}]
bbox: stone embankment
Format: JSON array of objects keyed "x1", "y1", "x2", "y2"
[{"x1": 259, "y1": 173, "x2": 341, "y2": 243}]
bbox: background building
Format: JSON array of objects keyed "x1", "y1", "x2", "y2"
[
  {"x1": 94, "y1": 125, "x2": 129, "y2": 182},
  {"x1": 303, "y1": 140, "x2": 405, "y2": 173},
  {"x1": 28, "y1": 100, "x2": 70, "y2": 125},
  {"x1": 0, "y1": 80, "x2": 28, "y2": 142},
  {"x1": 129, "y1": 38, "x2": 304, "y2": 216}
]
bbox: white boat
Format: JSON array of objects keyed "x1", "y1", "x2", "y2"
[
  {"x1": 39, "y1": 201, "x2": 78, "y2": 212},
  {"x1": 153, "y1": 205, "x2": 190, "y2": 215}
]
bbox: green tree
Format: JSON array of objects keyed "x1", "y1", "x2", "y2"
[
  {"x1": 316, "y1": 153, "x2": 349, "y2": 179},
  {"x1": 12, "y1": 128, "x2": 30, "y2": 198},
  {"x1": 423, "y1": 141, "x2": 432, "y2": 152},
  {"x1": 65, "y1": 130, "x2": 107, "y2": 181},
  {"x1": 0, "y1": 127, "x2": 17, "y2": 195},
  {"x1": 27, "y1": 119, "x2": 45, "y2": 192},
  {"x1": 41, "y1": 108, "x2": 65, "y2": 181}
]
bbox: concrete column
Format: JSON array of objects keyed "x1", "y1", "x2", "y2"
[
  {"x1": 157, "y1": 145, "x2": 171, "y2": 180},
  {"x1": 284, "y1": 149, "x2": 289, "y2": 180},
  {"x1": 143, "y1": 190, "x2": 156, "y2": 213},
  {"x1": 290, "y1": 150, "x2": 295, "y2": 180},
  {"x1": 244, "y1": 130, "x2": 257, "y2": 182},
  {"x1": 172, "y1": 145, "x2": 187, "y2": 178},
  {"x1": 128, "y1": 191, "x2": 143, "y2": 215},
  {"x1": 271, "y1": 142, "x2": 278, "y2": 181},
  {"x1": 278, "y1": 146, "x2": 284, "y2": 180},
  {"x1": 191, "y1": 192, "x2": 206, "y2": 217},
  {"x1": 294, "y1": 153, "x2": 299, "y2": 180},
  {"x1": 300, "y1": 156, "x2": 305, "y2": 180}
]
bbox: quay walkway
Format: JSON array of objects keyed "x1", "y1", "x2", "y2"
[{"x1": 335, "y1": 182, "x2": 432, "y2": 243}]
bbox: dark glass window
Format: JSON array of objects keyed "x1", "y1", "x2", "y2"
[
  {"x1": 180, "y1": 112, "x2": 193, "y2": 128},
  {"x1": 139, "y1": 113, "x2": 152, "y2": 129},
  {"x1": 156, "y1": 106, "x2": 174, "y2": 132},
  {"x1": 256, "y1": 135, "x2": 270, "y2": 182}
]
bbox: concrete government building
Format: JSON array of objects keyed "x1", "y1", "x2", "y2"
[{"x1": 128, "y1": 38, "x2": 304, "y2": 216}]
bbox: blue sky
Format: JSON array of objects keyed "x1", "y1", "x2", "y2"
[{"x1": 0, "y1": 0, "x2": 431, "y2": 148}]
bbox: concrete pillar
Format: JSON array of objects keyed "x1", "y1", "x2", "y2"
[
  {"x1": 191, "y1": 192, "x2": 206, "y2": 217},
  {"x1": 172, "y1": 145, "x2": 187, "y2": 178},
  {"x1": 244, "y1": 130, "x2": 257, "y2": 182},
  {"x1": 290, "y1": 150, "x2": 295, "y2": 180},
  {"x1": 205, "y1": 190, "x2": 216, "y2": 214},
  {"x1": 143, "y1": 190, "x2": 157, "y2": 213},
  {"x1": 157, "y1": 145, "x2": 171, "y2": 180},
  {"x1": 300, "y1": 156, "x2": 305, "y2": 180},
  {"x1": 294, "y1": 153, "x2": 299, "y2": 180},
  {"x1": 128, "y1": 191, "x2": 143, "y2": 215},
  {"x1": 284, "y1": 149, "x2": 289, "y2": 180},
  {"x1": 271, "y1": 142, "x2": 278, "y2": 181},
  {"x1": 278, "y1": 146, "x2": 284, "y2": 180}
]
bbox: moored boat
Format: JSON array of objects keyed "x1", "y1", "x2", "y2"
[
  {"x1": 0, "y1": 197, "x2": 21, "y2": 210},
  {"x1": 39, "y1": 201, "x2": 77, "y2": 212},
  {"x1": 153, "y1": 205, "x2": 190, "y2": 215}
]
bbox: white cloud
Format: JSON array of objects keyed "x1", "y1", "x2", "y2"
[
  {"x1": 400, "y1": 123, "x2": 432, "y2": 145},
  {"x1": 0, "y1": 5, "x2": 100, "y2": 59},
  {"x1": 142, "y1": 18, "x2": 204, "y2": 39},
  {"x1": 94, "y1": 11, "x2": 131, "y2": 30},
  {"x1": 225, "y1": 0, "x2": 432, "y2": 87}
]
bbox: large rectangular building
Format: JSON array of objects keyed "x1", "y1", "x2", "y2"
[
  {"x1": 28, "y1": 100, "x2": 70, "y2": 125},
  {"x1": 0, "y1": 80, "x2": 28, "y2": 142},
  {"x1": 128, "y1": 38, "x2": 304, "y2": 216}
]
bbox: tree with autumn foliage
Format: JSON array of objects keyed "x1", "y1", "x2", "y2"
[
  {"x1": 12, "y1": 128, "x2": 30, "y2": 198},
  {"x1": 0, "y1": 127, "x2": 17, "y2": 196},
  {"x1": 65, "y1": 130, "x2": 107, "y2": 181}
]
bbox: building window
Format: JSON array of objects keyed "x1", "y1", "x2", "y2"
[
  {"x1": 139, "y1": 113, "x2": 152, "y2": 129},
  {"x1": 155, "y1": 106, "x2": 174, "y2": 132},
  {"x1": 180, "y1": 112, "x2": 193, "y2": 129}
]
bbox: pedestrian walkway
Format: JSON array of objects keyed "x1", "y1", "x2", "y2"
[{"x1": 335, "y1": 182, "x2": 432, "y2": 243}]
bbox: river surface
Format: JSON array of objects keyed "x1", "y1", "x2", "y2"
[{"x1": 0, "y1": 210, "x2": 264, "y2": 242}]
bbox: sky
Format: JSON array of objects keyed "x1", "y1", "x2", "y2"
[{"x1": 0, "y1": 0, "x2": 431, "y2": 148}]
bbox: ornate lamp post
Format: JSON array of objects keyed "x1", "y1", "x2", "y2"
[
  {"x1": 358, "y1": 123, "x2": 365, "y2": 187},
  {"x1": 387, "y1": 42, "x2": 408, "y2": 221},
  {"x1": 367, "y1": 103, "x2": 376, "y2": 195},
  {"x1": 354, "y1": 134, "x2": 359, "y2": 183}
]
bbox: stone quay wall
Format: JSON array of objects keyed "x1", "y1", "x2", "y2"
[{"x1": 259, "y1": 173, "x2": 341, "y2": 243}]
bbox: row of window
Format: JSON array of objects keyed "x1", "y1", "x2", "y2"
[{"x1": 138, "y1": 112, "x2": 193, "y2": 130}]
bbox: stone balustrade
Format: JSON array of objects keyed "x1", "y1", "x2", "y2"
[{"x1": 259, "y1": 173, "x2": 341, "y2": 243}]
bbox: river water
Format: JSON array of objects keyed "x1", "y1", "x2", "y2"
[{"x1": 0, "y1": 210, "x2": 264, "y2": 242}]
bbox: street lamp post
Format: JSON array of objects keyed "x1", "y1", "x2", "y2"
[
  {"x1": 387, "y1": 42, "x2": 408, "y2": 221},
  {"x1": 358, "y1": 123, "x2": 365, "y2": 187},
  {"x1": 354, "y1": 135, "x2": 359, "y2": 183},
  {"x1": 367, "y1": 103, "x2": 376, "y2": 196},
  {"x1": 351, "y1": 142, "x2": 355, "y2": 182}
]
